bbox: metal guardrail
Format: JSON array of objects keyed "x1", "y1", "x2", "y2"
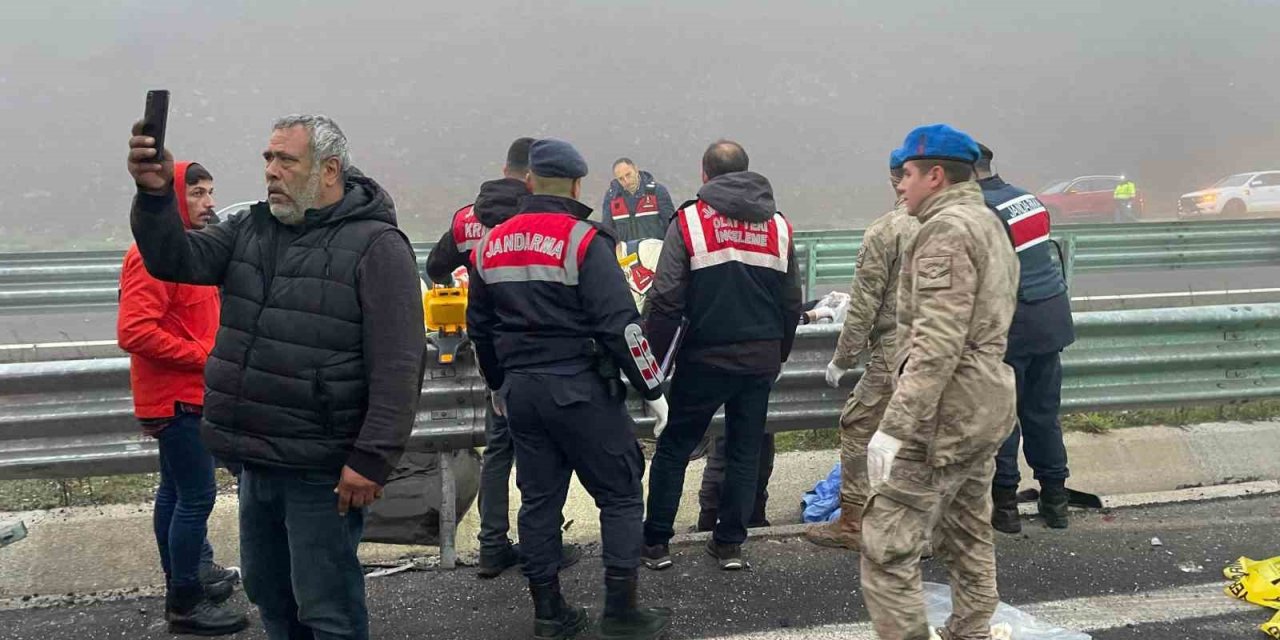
[
  {"x1": 4, "y1": 302, "x2": 1279, "y2": 482},
  {"x1": 6, "y1": 219, "x2": 1280, "y2": 310}
]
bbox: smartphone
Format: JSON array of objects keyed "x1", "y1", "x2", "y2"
[{"x1": 141, "y1": 90, "x2": 170, "y2": 164}]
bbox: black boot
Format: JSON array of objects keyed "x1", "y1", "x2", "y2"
[
  {"x1": 599, "y1": 569, "x2": 671, "y2": 640},
  {"x1": 1038, "y1": 483, "x2": 1070, "y2": 529},
  {"x1": 991, "y1": 485, "x2": 1022, "y2": 534},
  {"x1": 165, "y1": 583, "x2": 250, "y2": 636},
  {"x1": 530, "y1": 579, "x2": 590, "y2": 639}
]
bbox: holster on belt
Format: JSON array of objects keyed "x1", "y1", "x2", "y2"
[{"x1": 585, "y1": 338, "x2": 625, "y2": 400}]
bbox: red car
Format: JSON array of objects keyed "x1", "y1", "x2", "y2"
[{"x1": 1038, "y1": 175, "x2": 1145, "y2": 222}]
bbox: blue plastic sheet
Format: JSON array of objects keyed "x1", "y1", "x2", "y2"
[{"x1": 801, "y1": 463, "x2": 843, "y2": 523}]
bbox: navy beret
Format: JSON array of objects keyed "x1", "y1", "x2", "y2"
[
  {"x1": 895, "y1": 124, "x2": 981, "y2": 165},
  {"x1": 529, "y1": 138, "x2": 588, "y2": 179}
]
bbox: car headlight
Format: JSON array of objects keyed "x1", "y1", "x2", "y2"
[{"x1": 1198, "y1": 193, "x2": 1217, "y2": 204}]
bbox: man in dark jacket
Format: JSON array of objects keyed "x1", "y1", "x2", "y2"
[
  {"x1": 424, "y1": 138, "x2": 582, "y2": 578},
  {"x1": 641, "y1": 140, "x2": 803, "y2": 572},
  {"x1": 467, "y1": 139, "x2": 671, "y2": 639},
  {"x1": 127, "y1": 114, "x2": 425, "y2": 640},
  {"x1": 601, "y1": 158, "x2": 675, "y2": 243},
  {"x1": 425, "y1": 137, "x2": 533, "y2": 285},
  {"x1": 976, "y1": 143, "x2": 1076, "y2": 533}
]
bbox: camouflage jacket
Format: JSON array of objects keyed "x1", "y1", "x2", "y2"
[
  {"x1": 832, "y1": 204, "x2": 918, "y2": 391},
  {"x1": 881, "y1": 181, "x2": 1020, "y2": 467}
]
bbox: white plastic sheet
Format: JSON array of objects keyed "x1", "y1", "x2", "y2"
[{"x1": 923, "y1": 582, "x2": 1091, "y2": 640}]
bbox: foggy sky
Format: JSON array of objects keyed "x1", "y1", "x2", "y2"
[{"x1": 2, "y1": 0, "x2": 1278, "y2": 250}]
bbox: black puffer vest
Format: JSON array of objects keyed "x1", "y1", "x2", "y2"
[{"x1": 201, "y1": 172, "x2": 406, "y2": 472}]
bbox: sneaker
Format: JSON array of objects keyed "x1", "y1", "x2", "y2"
[
  {"x1": 705, "y1": 540, "x2": 745, "y2": 571},
  {"x1": 478, "y1": 543, "x2": 522, "y2": 579},
  {"x1": 199, "y1": 563, "x2": 241, "y2": 604},
  {"x1": 166, "y1": 585, "x2": 250, "y2": 636},
  {"x1": 640, "y1": 544, "x2": 672, "y2": 571}
]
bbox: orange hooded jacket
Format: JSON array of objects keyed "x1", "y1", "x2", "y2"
[{"x1": 117, "y1": 161, "x2": 221, "y2": 421}]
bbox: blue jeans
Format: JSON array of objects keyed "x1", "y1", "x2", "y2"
[
  {"x1": 477, "y1": 394, "x2": 515, "y2": 556},
  {"x1": 239, "y1": 466, "x2": 368, "y2": 640},
  {"x1": 152, "y1": 412, "x2": 218, "y2": 589}
]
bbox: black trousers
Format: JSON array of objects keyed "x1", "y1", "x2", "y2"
[
  {"x1": 502, "y1": 370, "x2": 645, "y2": 583},
  {"x1": 644, "y1": 363, "x2": 774, "y2": 546},
  {"x1": 994, "y1": 351, "x2": 1070, "y2": 489}
]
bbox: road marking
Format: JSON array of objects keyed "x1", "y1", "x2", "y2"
[
  {"x1": 701, "y1": 582, "x2": 1255, "y2": 639},
  {"x1": 0, "y1": 339, "x2": 118, "y2": 352}
]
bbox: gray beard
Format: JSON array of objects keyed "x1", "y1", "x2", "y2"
[{"x1": 268, "y1": 170, "x2": 323, "y2": 226}]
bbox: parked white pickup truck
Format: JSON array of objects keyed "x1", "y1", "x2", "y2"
[{"x1": 1179, "y1": 171, "x2": 1280, "y2": 218}]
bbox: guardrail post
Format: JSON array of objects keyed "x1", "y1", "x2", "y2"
[
  {"x1": 1064, "y1": 233, "x2": 1078, "y2": 291},
  {"x1": 438, "y1": 451, "x2": 457, "y2": 570},
  {"x1": 804, "y1": 239, "x2": 817, "y2": 300}
]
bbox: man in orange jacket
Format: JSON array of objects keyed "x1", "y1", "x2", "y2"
[{"x1": 117, "y1": 161, "x2": 248, "y2": 636}]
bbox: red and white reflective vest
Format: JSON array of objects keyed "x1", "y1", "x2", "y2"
[
  {"x1": 676, "y1": 201, "x2": 791, "y2": 273},
  {"x1": 609, "y1": 191, "x2": 660, "y2": 220},
  {"x1": 473, "y1": 213, "x2": 598, "y2": 286},
  {"x1": 450, "y1": 204, "x2": 487, "y2": 255}
]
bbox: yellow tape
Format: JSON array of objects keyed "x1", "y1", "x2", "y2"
[{"x1": 1263, "y1": 610, "x2": 1280, "y2": 640}]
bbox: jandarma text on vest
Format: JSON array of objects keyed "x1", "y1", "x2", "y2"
[{"x1": 484, "y1": 233, "x2": 566, "y2": 260}]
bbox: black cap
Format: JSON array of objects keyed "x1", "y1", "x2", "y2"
[
  {"x1": 529, "y1": 139, "x2": 588, "y2": 179},
  {"x1": 977, "y1": 143, "x2": 994, "y2": 161}
]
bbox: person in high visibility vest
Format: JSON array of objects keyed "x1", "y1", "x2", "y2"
[{"x1": 1113, "y1": 178, "x2": 1137, "y2": 222}]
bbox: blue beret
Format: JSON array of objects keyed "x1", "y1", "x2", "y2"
[
  {"x1": 529, "y1": 138, "x2": 588, "y2": 179},
  {"x1": 895, "y1": 124, "x2": 980, "y2": 165},
  {"x1": 889, "y1": 148, "x2": 905, "y2": 171}
]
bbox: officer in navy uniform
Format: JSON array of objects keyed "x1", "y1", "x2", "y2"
[
  {"x1": 641, "y1": 140, "x2": 803, "y2": 572},
  {"x1": 975, "y1": 143, "x2": 1076, "y2": 532},
  {"x1": 424, "y1": 137, "x2": 586, "y2": 578},
  {"x1": 467, "y1": 139, "x2": 672, "y2": 640}
]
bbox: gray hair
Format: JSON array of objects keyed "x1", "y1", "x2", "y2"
[{"x1": 272, "y1": 114, "x2": 351, "y2": 173}]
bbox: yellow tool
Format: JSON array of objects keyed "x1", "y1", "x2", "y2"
[{"x1": 422, "y1": 281, "x2": 468, "y2": 365}]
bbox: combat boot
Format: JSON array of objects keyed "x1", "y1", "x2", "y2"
[
  {"x1": 803, "y1": 506, "x2": 861, "y2": 550},
  {"x1": 529, "y1": 579, "x2": 590, "y2": 639},
  {"x1": 165, "y1": 583, "x2": 250, "y2": 636},
  {"x1": 991, "y1": 485, "x2": 1022, "y2": 534},
  {"x1": 1038, "y1": 483, "x2": 1070, "y2": 529},
  {"x1": 598, "y1": 569, "x2": 671, "y2": 640}
]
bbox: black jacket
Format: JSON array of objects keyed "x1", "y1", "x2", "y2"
[
  {"x1": 643, "y1": 171, "x2": 803, "y2": 375},
  {"x1": 466, "y1": 194, "x2": 664, "y2": 401},
  {"x1": 425, "y1": 178, "x2": 529, "y2": 284},
  {"x1": 130, "y1": 169, "x2": 425, "y2": 484}
]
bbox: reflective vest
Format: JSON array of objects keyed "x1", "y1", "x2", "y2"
[
  {"x1": 474, "y1": 213, "x2": 597, "y2": 286},
  {"x1": 677, "y1": 201, "x2": 790, "y2": 274},
  {"x1": 450, "y1": 204, "x2": 487, "y2": 255},
  {"x1": 609, "y1": 188, "x2": 661, "y2": 222},
  {"x1": 1114, "y1": 181, "x2": 1136, "y2": 200},
  {"x1": 995, "y1": 194, "x2": 1052, "y2": 254},
  {"x1": 674, "y1": 200, "x2": 792, "y2": 348}
]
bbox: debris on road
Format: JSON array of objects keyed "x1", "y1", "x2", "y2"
[
  {"x1": 1150, "y1": 537, "x2": 1164, "y2": 547},
  {"x1": 0, "y1": 520, "x2": 27, "y2": 548}
]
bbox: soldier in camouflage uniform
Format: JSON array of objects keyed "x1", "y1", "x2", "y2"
[
  {"x1": 859, "y1": 125, "x2": 1019, "y2": 640},
  {"x1": 805, "y1": 150, "x2": 919, "y2": 550}
]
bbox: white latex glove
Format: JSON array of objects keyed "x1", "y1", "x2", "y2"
[
  {"x1": 646, "y1": 395, "x2": 670, "y2": 438},
  {"x1": 866, "y1": 430, "x2": 904, "y2": 489},
  {"x1": 825, "y1": 361, "x2": 848, "y2": 389}
]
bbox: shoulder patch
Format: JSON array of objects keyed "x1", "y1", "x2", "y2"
[{"x1": 917, "y1": 255, "x2": 952, "y2": 290}]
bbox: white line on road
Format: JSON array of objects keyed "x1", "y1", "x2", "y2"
[
  {"x1": 701, "y1": 581, "x2": 1256, "y2": 639},
  {"x1": 0, "y1": 339, "x2": 118, "y2": 351}
]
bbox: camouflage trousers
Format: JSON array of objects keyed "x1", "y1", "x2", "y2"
[
  {"x1": 836, "y1": 357, "x2": 894, "y2": 520},
  {"x1": 860, "y1": 455, "x2": 1000, "y2": 640}
]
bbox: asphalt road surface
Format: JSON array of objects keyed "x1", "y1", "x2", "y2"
[
  {"x1": 1, "y1": 494, "x2": 1277, "y2": 639},
  {"x1": 3, "y1": 266, "x2": 1280, "y2": 349}
]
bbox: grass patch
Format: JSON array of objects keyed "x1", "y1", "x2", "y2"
[
  {"x1": 0, "y1": 470, "x2": 238, "y2": 512},
  {"x1": 775, "y1": 399, "x2": 1280, "y2": 453}
]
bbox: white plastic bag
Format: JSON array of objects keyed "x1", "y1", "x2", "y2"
[{"x1": 923, "y1": 582, "x2": 1091, "y2": 640}]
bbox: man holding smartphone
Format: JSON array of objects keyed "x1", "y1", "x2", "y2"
[{"x1": 127, "y1": 114, "x2": 425, "y2": 640}]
